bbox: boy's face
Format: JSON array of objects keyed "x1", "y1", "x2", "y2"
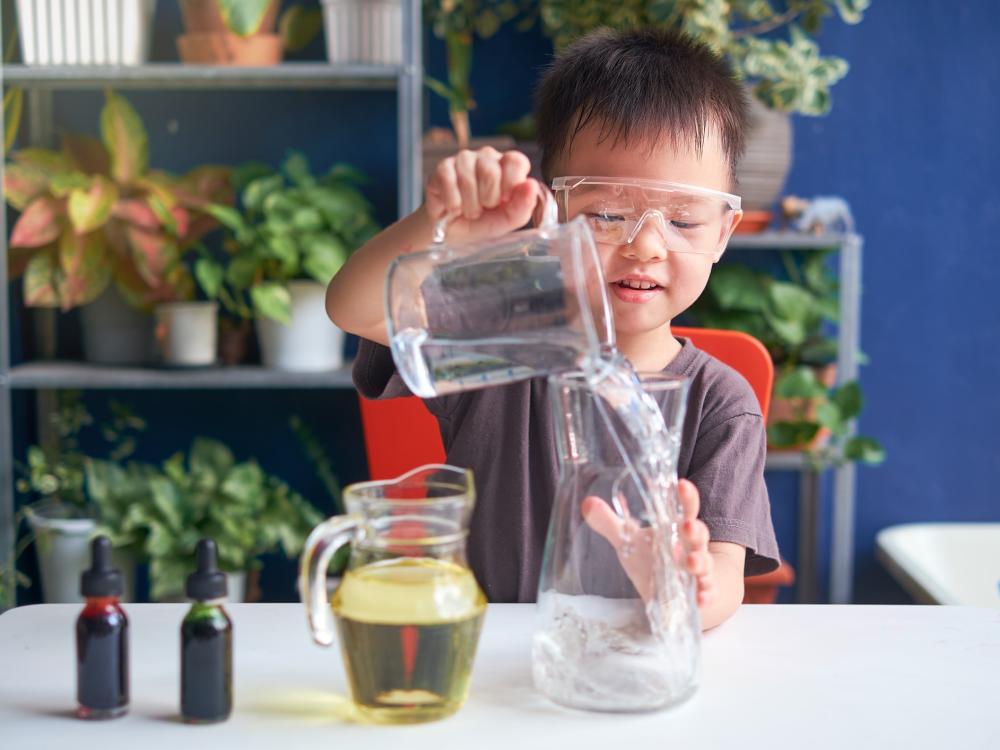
[{"x1": 551, "y1": 123, "x2": 741, "y2": 343}]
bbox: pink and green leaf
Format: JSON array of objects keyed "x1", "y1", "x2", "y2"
[
  {"x1": 48, "y1": 171, "x2": 92, "y2": 198},
  {"x1": 12, "y1": 147, "x2": 73, "y2": 175},
  {"x1": 10, "y1": 196, "x2": 63, "y2": 247},
  {"x1": 61, "y1": 133, "x2": 111, "y2": 176},
  {"x1": 112, "y1": 199, "x2": 160, "y2": 229},
  {"x1": 126, "y1": 225, "x2": 180, "y2": 287},
  {"x1": 2, "y1": 163, "x2": 50, "y2": 210},
  {"x1": 23, "y1": 249, "x2": 60, "y2": 307},
  {"x1": 100, "y1": 90, "x2": 149, "y2": 184},
  {"x1": 68, "y1": 175, "x2": 118, "y2": 234},
  {"x1": 58, "y1": 230, "x2": 111, "y2": 309}
]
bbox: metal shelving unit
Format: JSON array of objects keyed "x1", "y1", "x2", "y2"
[
  {"x1": 0, "y1": 0, "x2": 424, "y2": 603},
  {"x1": 729, "y1": 230, "x2": 864, "y2": 604},
  {"x1": 0, "y1": 8, "x2": 863, "y2": 604}
]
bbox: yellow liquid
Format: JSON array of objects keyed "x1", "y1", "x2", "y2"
[{"x1": 331, "y1": 557, "x2": 486, "y2": 724}]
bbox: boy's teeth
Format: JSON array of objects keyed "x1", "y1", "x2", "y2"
[{"x1": 618, "y1": 280, "x2": 658, "y2": 290}]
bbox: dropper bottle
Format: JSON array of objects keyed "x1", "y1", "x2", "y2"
[
  {"x1": 181, "y1": 538, "x2": 233, "y2": 724},
  {"x1": 76, "y1": 535, "x2": 129, "y2": 719}
]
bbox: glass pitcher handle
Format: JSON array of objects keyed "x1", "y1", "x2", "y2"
[
  {"x1": 431, "y1": 180, "x2": 558, "y2": 245},
  {"x1": 298, "y1": 515, "x2": 357, "y2": 647}
]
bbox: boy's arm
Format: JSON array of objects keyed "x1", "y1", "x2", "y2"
[
  {"x1": 326, "y1": 209, "x2": 435, "y2": 345},
  {"x1": 326, "y1": 148, "x2": 538, "y2": 346}
]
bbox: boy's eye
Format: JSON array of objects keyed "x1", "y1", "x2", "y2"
[
  {"x1": 587, "y1": 212, "x2": 627, "y2": 224},
  {"x1": 670, "y1": 220, "x2": 699, "y2": 230}
]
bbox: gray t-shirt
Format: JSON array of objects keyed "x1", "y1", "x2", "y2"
[{"x1": 353, "y1": 337, "x2": 780, "y2": 603}]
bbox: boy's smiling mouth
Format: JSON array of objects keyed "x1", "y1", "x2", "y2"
[{"x1": 610, "y1": 274, "x2": 664, "y2": 303}]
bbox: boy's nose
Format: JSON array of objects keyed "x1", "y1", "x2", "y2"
[{"x1": 621, "y1": 218, "x2": 669, "y2": 263}]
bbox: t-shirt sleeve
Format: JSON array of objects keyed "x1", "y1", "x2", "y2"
[
  {"x1": 351, "y1": 337, "x2": 458, "y2": 419},
  {"x1": 687, "y1": 411, "x2": 781, "y2": 576}
]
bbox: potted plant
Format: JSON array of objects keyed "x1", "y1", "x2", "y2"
[
  {"x1": 3, "y1": 90, "x2": 232, "y2": 365},
  {"x1": 177, "y1": 0, "x2": 322, "y2": 65},
  {"x1": 203, "y1": 152, "x2": 380, "y2": 371},
  {"x1": 13, "y1": 393, "x2": 146, "y2": 603},
  {"x1": 689, "y1": 251, "x2": 884, "y2": 467},
  {"x1": 531, "y1": 0, "x2": 870, "y2": 211},
  {"x1": 16, "y1": 0, "x2": 157, "y2": 66},
  {"x1": 87, "y1": 437, "x2": 322, "y2": 601},
  {"x1": 422, "y1": 0, "x2": 523, "y2": 175}
]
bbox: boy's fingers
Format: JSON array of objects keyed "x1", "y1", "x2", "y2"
[
  {"x1": 499, "y1": 151, "x2": 532, "y2": 201},
  {"x1": 455, "y1": 150, "x2": 482, "y2": 220},
  {"x1": 581, "y1": 495, "x2": 624, "y2": 548},
  {"x1": 687, "y1": 550, "x2": 712, "y2": 577},
  {"x1": 683, "y1": 518, "x2": 710, "y2": 551},
  {"x1": 476, "y1": 148, "x2": 503, "y2": 209},
  {"x1": 432, "y1": 156, "x2": 462, "y2": 218},
  {"x1": 678, "y1": 479, "x2": 700, "y2": 522},
  {"x1": 501, "y1": 179, "x2": 539, "y2": 230}
]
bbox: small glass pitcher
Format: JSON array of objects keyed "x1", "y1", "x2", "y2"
[
  {"x1": 299, "y1": 464, "x2": 486, "y2": 724},
  {"x1": 385, "y1": 188, "x2": 615, "y2": 398},
  {"x1": 533, "y1": 371, "x2": 700, "y2": 712}
]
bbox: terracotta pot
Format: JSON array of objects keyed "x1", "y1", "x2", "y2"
[
  {"x1": 767, "y1": 364, "x2": 837, "y2": 452},
  {"x1": 180, "y1": 0, "x2": 280, "y2": 35},
  {"x1": 177, "y1": 32, "x2": 283, "y2": 66}
]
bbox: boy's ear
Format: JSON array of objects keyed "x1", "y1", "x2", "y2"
[{"x1": 713, "y1": 210, "x2": 743, "y2": 262}]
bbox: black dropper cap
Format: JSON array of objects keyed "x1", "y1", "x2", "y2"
[
  {"x1": 185, "y1": 538, "x2": 227, "y2": 601},
  {"x1": 81, "y1": 535, "x2": 123, "y2": 598}
]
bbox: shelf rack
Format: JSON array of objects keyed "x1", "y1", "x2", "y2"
[{"x1": 0, "y1": 18, "x2": 863, "y2": 603}]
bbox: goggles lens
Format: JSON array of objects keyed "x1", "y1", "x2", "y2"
[{"x1": 552, "y1": 177, "x2": 741, "y2": 256}]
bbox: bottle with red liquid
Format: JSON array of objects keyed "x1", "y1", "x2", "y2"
[{"x1": 76, "y1": 535, "x2": 129, "y2": 719}]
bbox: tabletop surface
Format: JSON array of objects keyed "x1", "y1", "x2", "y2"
[{"x1": 1, "y1": 603, "x2": 997, "y2": 749}]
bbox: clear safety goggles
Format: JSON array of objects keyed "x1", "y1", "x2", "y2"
[{"x1": 551, "y1": 176, "x2": 742, "y2": 256}]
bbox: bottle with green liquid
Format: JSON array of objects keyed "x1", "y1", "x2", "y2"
[{"x1": 181, "y1": 538, "x2": 233, "y2": 724}]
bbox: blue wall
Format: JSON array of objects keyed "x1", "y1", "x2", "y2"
[{"x1": 11, "y1": 1, "x2": 1000, "y2": 603}]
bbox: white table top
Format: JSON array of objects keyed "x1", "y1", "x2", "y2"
[{"x1": 1, "y1": 603, "x2": 998, "y2": 749}]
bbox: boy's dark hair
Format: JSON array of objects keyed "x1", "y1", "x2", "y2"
[{"x1": 535, "y1": 27, "x2": 749, "y2": 182}]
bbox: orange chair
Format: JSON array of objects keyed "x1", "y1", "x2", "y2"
[{"x1": 357, "y1": 327, "x2": 794, "y2": 601}]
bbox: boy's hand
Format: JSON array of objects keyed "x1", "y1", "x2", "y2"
[
  {"x1": 424, "y1": 147, "x2": 540, "y2": 243},
  {"x1": 582, "y1": 479, "x2": 714, "y2": 606}
]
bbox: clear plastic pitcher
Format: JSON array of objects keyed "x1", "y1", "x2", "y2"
[
  {"x1": 385, "y1": 190, "x2": 614, "y2": 398},
  {"x1": 299, "y1": 464, "x2": 486, "y2": 724},
  {"x1": 533, "y1": 371, "x2": 700, "y2": 712}
]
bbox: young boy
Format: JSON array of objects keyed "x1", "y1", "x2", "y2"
[{"x1": 327, "y1": 28, "x2": 780, "y2": 629}]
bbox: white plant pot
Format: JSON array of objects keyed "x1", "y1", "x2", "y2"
[
  {"x1": 321, "y1": 0, "x2": 401, "y2": 65},
  {"x1": 80, "y1": 286, "x2": 154, "y2": 366},
  {"x1": 25, "y1": 506, "x2": 136, "y2": 603},
  {"x1": 225, "y1": 572, "x2": 246, "y2": 603},
  {"x1": 155, "y1": 301, "x2": 218, "y2": 367},
  {"x1": 16, "y1": 0, "x2": 157, "y2": 66},
  {"x1": 257, "y1": 281, "x2": 345, "y2": 372}
]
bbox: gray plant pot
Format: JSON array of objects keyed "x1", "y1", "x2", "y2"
[
  {"x1": 80, "y1": 287, "x2": 154, "y2": 366},
  {"x1": 735, "y1": 92, "x2": 793, "y2": 212}
]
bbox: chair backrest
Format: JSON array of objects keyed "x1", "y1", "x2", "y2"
[{"x1": 358, "y1": 328, "x2": 773, "y2": 480}]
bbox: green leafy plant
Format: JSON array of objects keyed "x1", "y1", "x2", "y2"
[
  {"x1": 689, "y1": 252, "x2": 884, "y2": 466},
  {"x1": 3, "y1": 90, "x2": 232, "y2": 311},
  {"x1": 201, "y1": 152, "x2": 380, "y2": 324},
  {"x1": 536, "y1": 0, "x2": 871, "y2": 115},
  {"x1": 88, "y1": 437, "x2": 323, "y2": 600},
  {"x1": 424, "y1": 0, "x2": 527, "y2": 145},
  {"x1": 0, "y1": 394, "x2": 147, "y2": 609}
]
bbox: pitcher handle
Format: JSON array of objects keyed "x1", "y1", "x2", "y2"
[
  {"x1": 432, "y1": 179, "x2": 558, "y2": 245},
  {"x1": 298, "y1": 515, "x2": 357, "y2": 647}
]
